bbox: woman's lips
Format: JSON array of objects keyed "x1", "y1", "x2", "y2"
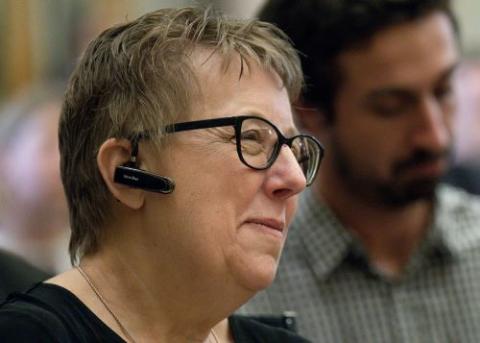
[{"x1": 245, "y1": 218, "x2": 285, "y2": 238}]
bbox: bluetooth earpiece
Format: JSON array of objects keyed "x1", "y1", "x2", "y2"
[
  {"x1": 113, "y1": 137, "x2": 175, "y2": 194},
  {"x1": 114, "y1": 164, "x2": 175, "y2": 194}
]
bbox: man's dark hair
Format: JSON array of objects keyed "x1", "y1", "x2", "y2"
[{"x1": 259, "y1": 0, "x2": 458, "y2": 122}]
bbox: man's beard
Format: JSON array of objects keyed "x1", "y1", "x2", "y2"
[{"x1": 331, "y1": 140, "x2": 451, "y2": 208}]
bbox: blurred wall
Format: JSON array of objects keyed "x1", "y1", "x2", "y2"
[
  {"x1": 1, "y1": 0, "x2": 479, "y2": 102},
  {"x1": 0, "y1": 0, "x2": 479, "y2": 162},
  {"x1": 0, "y1": 0, "x2": 201, "y2": 102},
  {"x1": 454, "y1": 0, "x2": 480, "y2": 57}
]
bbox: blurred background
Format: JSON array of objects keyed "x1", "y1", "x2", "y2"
[
  {"x1": 1, "y1": 0, "x2": 480, "y2": 159},
  {"x1": 1, "y1": 0, "x2": 480, "y2": 101},
  {"x1": 0, "y1": 0, "x2": 263, "y2": 102},
  {"x1": 0, "y1": 0, "x2": 479, "y2": 273}
]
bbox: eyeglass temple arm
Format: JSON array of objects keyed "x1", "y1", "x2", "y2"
[
  {"x1": 124, "y1": 117, "x2": 239, "y2": 162},
  {"x1": 165, "y1": 117, "x2": 238, "y2": 133}
]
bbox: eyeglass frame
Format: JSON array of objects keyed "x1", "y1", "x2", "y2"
[{"x1": 129, "y1": 115, "x2": 324, "y2": 186}]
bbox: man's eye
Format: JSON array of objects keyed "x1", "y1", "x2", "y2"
[
  {"x1": 434, "y1": 83, "x2": 454, "y2": 101},
  {"x1": 370, "y1": 103, "x2": 409, "y2": 117},
  {"x1": 368, "y1": 96, "x2": 415, "y2": 117},
  {"x1": 366, "y1": 91, "x2": 417, "y2": 118}
]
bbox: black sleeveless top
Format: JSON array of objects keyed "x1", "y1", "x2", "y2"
[{"x1": 0, "y1": 283, "x2": 310, "y2": 342}]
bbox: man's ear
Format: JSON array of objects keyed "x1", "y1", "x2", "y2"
[
  {"x1": 97, "y1": 138, "x2": 145, "y2": 210},
  {"x1": 293, "y1": 101, "x2": 330, "y2": 139}
]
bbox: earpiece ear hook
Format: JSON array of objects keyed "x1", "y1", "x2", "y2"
[
  {"x1": 121, "y1": 135, "x2": 140, "y2": 168},
  {"x1": 113, "y1": 135, "x2": 175, "y2": 194}
]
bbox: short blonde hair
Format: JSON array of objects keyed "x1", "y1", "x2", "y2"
[{"x1": 60, "y1": 6, "x2": 303, "y2": 264}]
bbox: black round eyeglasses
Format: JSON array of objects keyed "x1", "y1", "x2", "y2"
[{"x1": 162, "y1": 115, "x2": 324, "y2": 186}]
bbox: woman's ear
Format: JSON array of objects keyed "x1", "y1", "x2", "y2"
[{"x1": 97, "y1": 138, "x2": 145, "y2": 210}]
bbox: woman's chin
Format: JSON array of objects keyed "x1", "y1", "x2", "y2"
[{"x1": 233, "y1": 256, "x2": 279, "y2": 293}]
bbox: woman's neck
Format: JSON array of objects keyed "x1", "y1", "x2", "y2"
[{"x1": 51, "y1": 246, "x2": 245, "y2": 342}]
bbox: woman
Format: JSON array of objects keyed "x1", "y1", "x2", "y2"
[{"x1": 0, "y1": 7, "x2": 323, "y2": 342}]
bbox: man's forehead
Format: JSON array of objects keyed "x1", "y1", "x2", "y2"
[
  {"x1": 336, "y1": 12, "x2": 459, "y2": 93},
  {"x1": 343, "y1": 11, "x2": 457, "y2": 59}
]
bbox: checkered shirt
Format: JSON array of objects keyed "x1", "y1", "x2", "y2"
[{"x1": 241, "y1": 185, "x2": 480, "y2": 342}]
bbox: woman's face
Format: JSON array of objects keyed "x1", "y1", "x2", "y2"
[{"x1": 140, "y1": 53, "x2": 306, "y2": 293}]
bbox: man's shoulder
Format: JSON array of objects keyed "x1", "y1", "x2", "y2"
[
  {"x1": 436, "y1": 184, "x2": 480, "y2": 252},
  {"x1": 437, "y1": 184, "x2": 480, "y2": 218}
]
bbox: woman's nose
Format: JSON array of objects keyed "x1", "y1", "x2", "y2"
[{"x1": 264, "y1": 145, "x2": 307, "y2": 200}]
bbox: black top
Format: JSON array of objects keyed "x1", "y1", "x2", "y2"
[
  {"x1": 0, "y1": 250, "x2": 50, "y2": 301},
  {"x1": 229, "y1": 315, "x2": 310, "y2": 342},
  {"x1": 0, "y1": 283, "x2": 310, "y2": 342}
]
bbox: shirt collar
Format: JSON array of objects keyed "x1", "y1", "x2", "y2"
[
  {"x1": 294, "y1": 188, "x2": 353, "y2": 281},
  {"x1": 432, "y1": 184, "x2": 480, "y2": 257},
  {"x1": 294, "y1": 185, "x2": 480, "y2": 281}
]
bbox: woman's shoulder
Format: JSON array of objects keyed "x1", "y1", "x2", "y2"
[
  {"x1": 229, "y1": 314, "x2": 312, "y2": 343},
  {"x1": 0, "y1": 283, "x2": 122, "y2": 342},
  {"x1": 0, "y1": 249, "x2": 51, "y2": 300},
  {"x1": 0, "y1": 283, "x2": 71, "y2": 341}
]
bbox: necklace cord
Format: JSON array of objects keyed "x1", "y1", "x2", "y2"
[
  {"x1": 77, "y1": 266, "x2": 136, "y2": 343},
  {"x1": 210, "y1": 328, "x2": 220, "y2": 343},
  {"x1": 76, "y1": 266, "x2": 219, "y2": 343}
]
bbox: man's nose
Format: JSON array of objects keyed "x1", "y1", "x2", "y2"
[{"x1": 410, "y1": 96, "x2": 452, "y2": 152}]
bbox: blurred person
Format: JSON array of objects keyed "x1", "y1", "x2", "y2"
[
  {"x1": 0, "y1": 249, "x2": 50, "y2": 300},
  {"x1": 0, "y1": 7, "x2": 324, "y2": 342},
  {"x1": 0, "y1": 85, "x2": 70, "y2": 274},
  {"x1": 242, "y1": 0, "x2": 480, "y2": 341}
]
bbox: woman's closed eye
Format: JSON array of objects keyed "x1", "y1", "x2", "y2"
[
  {"x1": 239, "y1": 129, "x2": 267, "y2": 155},
  {"x1": 241, "y1": 129, "x2": 263, "y2": 141}
]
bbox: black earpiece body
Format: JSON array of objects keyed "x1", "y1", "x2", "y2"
[{"x1": 114, "y1": 165, "x2": 175, "y2": 194}]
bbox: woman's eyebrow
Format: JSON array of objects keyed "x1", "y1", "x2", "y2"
[{"x1": 242, "y1": 110, "x2": 299, "y2": 136}]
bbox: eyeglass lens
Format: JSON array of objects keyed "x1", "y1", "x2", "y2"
[{"x1": 239, "y1": 117, "x2": 320, "y2": 184}]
